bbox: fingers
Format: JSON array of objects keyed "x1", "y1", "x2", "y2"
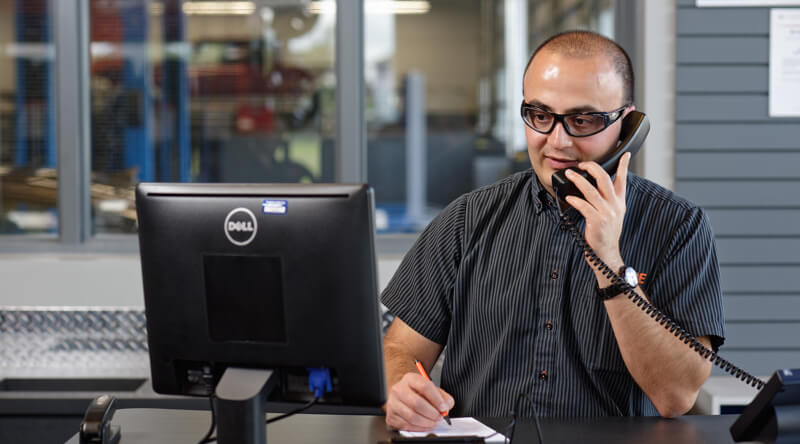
[
  {"x1": 407, "y1": 373, "x2": 450, "y2": 413},
  {"x1": 564, "y1": 168, "x2": 605, "y2": 215},
  {"x1": 437, "y1": 387, "x2": 455, "y2": 417},
  {"x1": 386, "y1": 401, "x2": 440, "y2": 431},
  {"x1": 438, "y1": 387, "x2": 455, "y2": 411},
  {"x1": 565, "y1": 193, "x2": 599, "y2": 221},
  {"x1": 576, "y1": 161, "x2": 615, "y2": 200},
  {"x1": 614, "y1": 152, "x2": 631, "y2": 198},
  {"x1": 385, "y1": 373, "x2": 453, "y2": 432},
  {"x1": 564, "y1": 154, "x2": 629, "y2": 213}
]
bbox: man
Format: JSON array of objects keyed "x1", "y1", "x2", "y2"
[{"x1": 381, "y1": 30, "x2": 725, "y2": 431}]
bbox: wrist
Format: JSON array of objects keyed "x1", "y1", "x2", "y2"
[
  {"x1": 603, "y1": 254, "x2": 625, "y2": 273},
  {"x1": 593, "y1": 255, "x2": 624, "y2": 287},
  {"x1": 597, "y1": 264, "x2": 639, "y2": 300}
]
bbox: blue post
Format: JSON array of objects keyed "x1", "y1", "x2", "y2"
[
  {"x1": 14, "y1": 58, "x2": 27, "y2": 167},
  {"x1": 14, "y1": 0, "x2": 55, "y2": 168},
  {"x1": 162, "y1": 0, "x2": 190, "y2": 182},
  {"x1": 44, "y1": 2, "x2": 55, "y2": 168},
  {"x1": 14, "y1": 0, "x2": 28, "y2": 167},
  {"x1": 121, "y1": 1, "x2": 153, "y2": 182}
]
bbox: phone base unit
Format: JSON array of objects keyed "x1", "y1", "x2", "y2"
[{"x1": 731, "y1": 369, "x2": 800, "y2": 443}]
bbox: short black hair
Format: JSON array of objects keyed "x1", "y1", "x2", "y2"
[{"x1": 523, "y1": 30, "x2": 634, "y2": 104}]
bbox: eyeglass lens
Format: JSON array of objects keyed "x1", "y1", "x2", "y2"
[{"x1": 523, "y1": 108, "x2": 607, "y2": 136}]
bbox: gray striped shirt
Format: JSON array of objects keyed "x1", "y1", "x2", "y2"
[{"x1": 381, "y1": 169, "x2": 725, "y2": 417}]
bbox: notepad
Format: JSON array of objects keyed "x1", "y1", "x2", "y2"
[{"x1": 399, "y1": 417, "x2": 506, "y2": 443}]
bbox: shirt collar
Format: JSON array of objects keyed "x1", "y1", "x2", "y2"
[
  {"x1": 529, "y1": 169, "x2": 582, "y2": 221},
  {"x1": 529, "y1": 171, "x2": 554, "y2": 215}
]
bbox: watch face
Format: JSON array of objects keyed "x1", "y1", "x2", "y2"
[{"x1": 623, "y1": 266, "x2": 638, "y2": 287}]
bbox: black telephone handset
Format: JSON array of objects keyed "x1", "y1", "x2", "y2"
[
  {"x1": 550, "y1": 110, "x2": 799, "y2": 442},
  {"x1": 79, "y1": 395, "x2": 121, "y2": 444},
  {"x1": 551, "y1": 110, "x2": 650, "y2": 211}
]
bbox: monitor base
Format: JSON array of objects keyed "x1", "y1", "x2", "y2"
[{"x1": 213, "y1": 367, "x2": 278, "y2": 444}]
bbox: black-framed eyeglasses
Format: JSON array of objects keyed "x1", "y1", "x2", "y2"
[{"x1": 520, "y1": 101, "x2": 629, "y2": 137}]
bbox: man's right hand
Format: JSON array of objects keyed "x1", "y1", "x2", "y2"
[{"x1": 385, "y1": 372, "x2": 455, "y2": 432}]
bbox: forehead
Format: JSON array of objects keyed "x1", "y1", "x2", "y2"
[{"x1": 523, "y1": 50, "x2": 624, "y2": 111}]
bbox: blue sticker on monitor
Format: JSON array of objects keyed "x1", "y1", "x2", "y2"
[{"x1": 262, "y1": 200, "x2": 288, "y2": 215}]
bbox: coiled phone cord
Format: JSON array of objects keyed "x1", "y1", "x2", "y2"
[{"x1": 559, "y1": 211, "x2": 766, "y2": 390}]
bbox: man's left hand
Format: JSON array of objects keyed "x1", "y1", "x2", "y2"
[{"x1": 563, "y1": 152, "x2": 631, "y2": 278}]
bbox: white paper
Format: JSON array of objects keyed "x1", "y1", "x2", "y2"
[
  {"x1": 770, "y1": 9, "x2": 800, "y2": 116},
  {"x1": 399, "y1": 417, "x2": 506, "y2": 443}
]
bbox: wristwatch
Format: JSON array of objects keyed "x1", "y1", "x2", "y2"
[{"x1": 597, "y1": 265, "x2": 638, "y2": 300}]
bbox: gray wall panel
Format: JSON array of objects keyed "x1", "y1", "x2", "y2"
[
  {"x1": 677, "y1": 66, "x2": 766, "y2": 93},
  {"x1": 724, "y1": 295, "x2": 800, "y2": 321},
  {"x1": 716, "y1": 238, "x2": 800, "y2": 265},
  {"x1": 676, "y1": 152, "x2": 800, "y2": 179},
  {"x1": 721, "y1": 265, "x2": 800, "y2": 293},
  {"x1": 710, "y1": 351, "x2": 800, "y2": 376},
  {"x1": 677, "y1": 37, "x2": 768, "y2": 64},
  {"x1": 676, "y1": 0, "x2": 800, "y2": 386},
  {"x1": 725, "y1": 323, "x2": 800, "y2": 349},
  {"x1": 676, "y1": 181, "x2": 800, "y2": 207},
  {"x1": 707, "y1": 209, "x2": 800, "y2": 236},
  {"x1": 676, "y1": 124, "x2": 800, "y2": 150},
  {"x1": 676, "y1": 8, "x2": 767, "y2": 35},
  {"x1": 677, "y1": 95, "x2": 783, "y2": 123}
]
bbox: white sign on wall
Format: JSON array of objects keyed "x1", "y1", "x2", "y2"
[
  {"x1": 770, "y1": 9, "x2": 800, "y2": 116},
  {"x1": 698, "y1": 1, "x2": 800, "y2": 6}
]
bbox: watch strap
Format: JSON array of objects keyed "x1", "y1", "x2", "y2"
[{"x1": 597, "y1": 282, "x2": 627, "y2": 300}]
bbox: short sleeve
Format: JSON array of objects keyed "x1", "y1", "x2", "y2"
[
  {"x1": 644, "y1": 207, "x2": 726, "y2": 351},
  {"x1": 380, "y1": 196, "x2": 467, "y2": 345}
]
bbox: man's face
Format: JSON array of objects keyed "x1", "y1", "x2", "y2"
[{"x1": 523, "y1": 49, "x2": 630, "y2": 196}]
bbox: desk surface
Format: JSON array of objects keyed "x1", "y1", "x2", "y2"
[{"x1": 65, "y1": 408, "x2": 741, "y2": 444}]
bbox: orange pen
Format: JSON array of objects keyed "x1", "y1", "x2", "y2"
[{"x1": 414, "y1": 359, "x2": 452, "y2": 426}]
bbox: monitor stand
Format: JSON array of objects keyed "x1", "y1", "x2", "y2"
[{"x1": 213, "y1": 367, "x2": 278, "y2": 444}]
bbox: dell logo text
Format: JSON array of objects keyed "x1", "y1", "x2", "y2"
[
  {"x1": 227, "y1": 221, "x2": 254, "y2": 232},
  {"x1": 224, "y1": 208, "x2": 258, "y2": 246}
]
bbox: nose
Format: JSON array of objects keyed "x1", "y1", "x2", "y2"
[{"x1": 546, "y1": 119, "x2": 573, "y2": 150}]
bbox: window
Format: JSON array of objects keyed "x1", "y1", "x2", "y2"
[
  {"x1": 365, "y1": 0, "x2": 615, "y2": 232},
  {"x1": 0, "y1": 0, "x2": 616, "y2": 241},
  {"x1": 0, "y1": 0, "x2": 57, "y2": 235},
  {"x1": 89, "y1": 0, "x2": 336, "y2": 234}
]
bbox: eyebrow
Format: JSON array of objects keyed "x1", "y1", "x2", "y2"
[{"x1": 525, "y1": 99, "x2": 602, "y2": 114}]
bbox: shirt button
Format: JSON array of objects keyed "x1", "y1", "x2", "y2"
[
  {"x1": 550, "y1": 269, "x2": 558, "y2": 280},
  {"x1": 545, "y1": 320, "x2": 553, "y2": 330},
  {"x1": 540, "y1": 370, "x2": 548, "y2": 381},
  {"x1": 560, "y1": 222, "x2": 567, "y2": 231}
]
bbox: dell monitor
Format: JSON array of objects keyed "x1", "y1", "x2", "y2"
[{"x1": 135, "y1": 183, "x2": 386, "y2": 444}]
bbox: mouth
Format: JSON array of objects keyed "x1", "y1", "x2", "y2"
[{"x1": 544, "y1": 155, "x2": 578, "y2": 170}]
